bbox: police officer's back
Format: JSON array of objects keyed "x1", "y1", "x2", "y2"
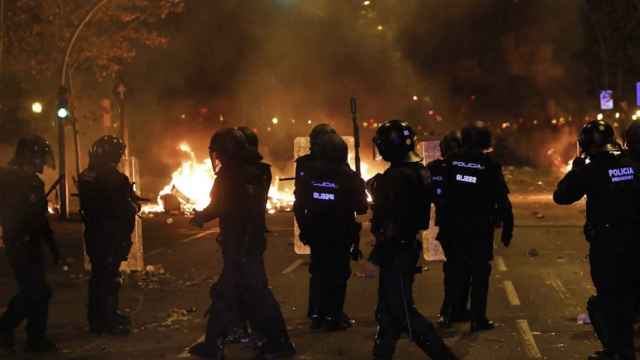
[
  {"x1": 0, "y1": 136, "x2": 58, "y2": 353},
  {"x1": 295, "y1": 133, "x2": 367, "y2": 331},
  {"x1": 554, "y1": 120, "x2": 640, "y2": 360},
  {"x1": 77, "y1": 136, "x2": 137, "y2": 336},
  {"x1": 367, "y1": 120, "x2": 457, "y2": 360},
  {"x1": 441, "y1": 122, "x2": 513, "y2": 332}
]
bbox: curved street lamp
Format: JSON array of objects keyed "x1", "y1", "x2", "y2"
[{"x1": 57, "y1": 0, "x2": 110, "y2": 219}]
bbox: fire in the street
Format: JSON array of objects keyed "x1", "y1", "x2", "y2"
[
  {"x1": 142, "y1": 143, "x2": 216, "y2": 214},
  {"x1": 142, "y1": 143, "x2": 378, "y2": 215}
]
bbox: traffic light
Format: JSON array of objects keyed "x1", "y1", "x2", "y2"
[{"x1": 57, "y1": 87, "x2": 70, "y2": 120}]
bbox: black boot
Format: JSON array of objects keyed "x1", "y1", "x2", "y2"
[
  {"x1": 0, "y1": 330, "x2": 15, "y2": 354},
  {"x1": 324, "y1": 313, "x2": 352, "y2": 332},
  {"x1": 189, "y1": 339, "x2": 224, "y2": 360},
  {"x1": 414, "y1": 332, "x2": 458, "y2": 360},
  {"x1": 310, "y1": 314, "x2": 323, "y2": 330},
  {"x1": 102, "y1": 296, "x2": 130, "y2": 336},
  {"x1": 24, "y1": 337, "x2": 58, "y2": 353},
  {"x1": 470, "y1": 319, "x2": 495, "y2": 333},
  {"x1": 373, "y1": 326, "x2": 399, "y2": 360},
  {"x1": 258, "y1": 337, "x2": 296, "y2": 359}
]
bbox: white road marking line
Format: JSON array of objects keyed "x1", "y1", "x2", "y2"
[
  {"x1": 495, "y1": 256, "x2": 508, "y2": 272},
  {"x1": 503, "y1": 280, "x2": 521, "y2": 306},
  {"x1": 178, "y1": 335, "x2": 205, "y2": 358},
  {"x1": 548, "y1": 278, "x2": 571, "y2": 301},
  {"x1": 282, "y1": 258, "x2": 306, "y2": 274},
  {"x1": 181, "y1": 228, "x2": 219, "y2": 243},
  {"x1": 516, "y1": 319, "x2": 543, "y2": 359}
]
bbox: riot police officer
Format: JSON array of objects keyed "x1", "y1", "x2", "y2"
[
  {"x1": 293, "y1": 123, "x2": 337, "y2": 320},
  {"x1": 295, "y1": 133, "x2": 367, "y2": 331},
  {"x1": 426, "y1": 132, "x2": 471, "y2": 328},
  {"x1": 77, "y1": 136, "x2": 138, "y2": 336},
  {"x1": 441, "y1": 121, "x2": 513, "y2": 333},
  {"x1": 366, "y1": 120, "x2": 457, "y2": 359},
  {"x1": 189, "y1": 128, "x2": 295, "y2": 360},
  {"x1": 0, "y1": 136, "x2": 59, "y2": 353},
  {"x1": 555, "y1": 120, "x2": 640, "y2": 360}
]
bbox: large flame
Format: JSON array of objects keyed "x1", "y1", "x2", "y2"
[
  {"x1": 142, "y1": 142, "x2": 378, "y2": 215},
  {"x1": 142, "y1": 143, "x2": 216, "y2": 214}
]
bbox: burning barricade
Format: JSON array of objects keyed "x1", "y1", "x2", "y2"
[{"x1": 141, "y1": 143, "x2": 295, "y2": 216}]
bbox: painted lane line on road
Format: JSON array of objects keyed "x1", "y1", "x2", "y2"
[
  {"x1": 548, "y1": 277, "x2": 571, "y2": 301},
  {"x1": 516, "y1": 319, "x2": 543, "y2": 359},
  {"x1": 282, "y1": 258, "x2": 306, "y2": 274},
  {"x1": 503, "y1": 280, "x2": 521, "y2": 306},
  {"x1": 180, "y1": 228, "x2": 219, "y2": 243},
  {"x1": 178, "y1": 335, "x2": 205, "y2": 358},
  {"x1": 495, "y1": 256, "x2": 508, "y2": 272}
]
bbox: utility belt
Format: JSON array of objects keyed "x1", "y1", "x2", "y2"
[{"x1": 584, "y1": 221, "x2": 637, "y2": 243}]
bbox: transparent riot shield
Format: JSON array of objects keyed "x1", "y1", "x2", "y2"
[{"x1": 418, "y1": 141, "x2": 446, "y2": 261}]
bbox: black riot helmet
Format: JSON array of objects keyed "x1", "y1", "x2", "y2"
[
  {"x1": 237, "y1": 126, "x2": 259, "y2": 149},
  {"x1": 208, "y1": 127, "x2": 248, "y2": 165},
  {"x1": 461, "y1": 121, "x2": 492, "y2": 151},
  {"x1": 624, "y1": 121, "x2": 640, "y2": 157},
  {"x1": 309, "y1": 123, "x2": 336, "y2": 156},
  {"x1": 319, "y1": 133, "x2": 348, "y2": 165},
  {"x1": 440, "y1": 131, "x2": 462, "y2": 159},
  {"x1": 10, "y1": 135, "x2": 55, "y2": 173},
  {"x1": 373, "y1": 119, "x2": 419, "y2": 163},
  {"x1": 90, "y1": 135, "x2": 126, "y2": 168},
  {"x1": 579, "y1": 120, "x2": 615, "y2": 156}
]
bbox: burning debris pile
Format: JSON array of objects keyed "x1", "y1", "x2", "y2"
[{"x1": 141, "y1": 143, "x2": 295, "y2": 216}]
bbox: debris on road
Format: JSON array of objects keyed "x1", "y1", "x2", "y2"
[
  {"x1": 577, "y1": 313, "x2": 591, "y2": 325},
  {"x1": 528, "y1": 248, "x2": 540, "y2": 257}
]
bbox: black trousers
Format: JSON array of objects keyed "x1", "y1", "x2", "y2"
[
  {"x1": 88, "y1": 256, "x2": 122, "y2": 328},
  {"x1": 373, "y1": 256, "x2": 452, "y2": 359},
  {"x1": 438, "y1": 234, "x2": 470, "y2": 318},
  {"x1": 447, "y1": 251, "x2": 491, "y2": 324},
  {"x1": 309, "y1": 239, "x2": 351, "y2": 319},
  {"x1": 588, "y1": 234, "x2": 638, "y2": 360},
  {"x1": 0, "y1": 254, "x2": 52, "y2": 340},
  {"x1": 205, "y1": 255, "x2": 289, "y2": 347}
]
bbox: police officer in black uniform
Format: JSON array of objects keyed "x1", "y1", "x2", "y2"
[
  {"x1": 366, "y1": 120, "x2": 457, "y2": 360},
  {"x1": 77, "y1": 136, "x2": 139, "y2": 336},
  {"x1": 442, "y1": 121, "x2": 513, "y2": 333},
  {"x1": 189, "y1": 128, "x2": 295, "y2": 360},
  {"x1": 294, "y1": 123, "x2": 337, "y2": 321},
  {"x1": 295, "y1": 133, "x2": 368, "y2": 331},
  {"x1": 0, "y1": 136, "x2": 59, "y2": 353},
  {"x1": 427, "y1": 132, "x2": 471, "y2": 328},
  {"x1": 555, "y1": 120, "x2": 640, "y2": 360},
  {"x1": 221, "y1": 126, "x2": 272, "y2": 345}
]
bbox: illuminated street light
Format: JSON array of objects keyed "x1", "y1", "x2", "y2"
[
  {"x1": 377, "y1": 25, "x2": 384, "y2": 31},
  {"x1": 597, "y1": 113, "x2": 604, "y2": 121},
  {"x1": 307, "y1": 120, "x2": 313, "y2": 125},
  {"x1": 31, "y1": 102, "x2": 43, "y2": 114},
  {"x1": 615, "y1": 112, "x2": 620, "y2": 119},
  {"x1": 57, "y1": 107, "x2": 70, "y2": 119},
  {"x1": 363, "y1": 0, "x2": 371, "y2": 5},
  {"x1": 272, "y1": 117, "x2": 279, "y2": 125},
  {"x1": 412, "y1": 95, "x2": 419, "y2": 101}
]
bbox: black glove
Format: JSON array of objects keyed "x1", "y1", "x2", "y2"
[
  {"x1": 190, "y1": 212, "x2": 205, "y2": 228},
  {"x1": 501, "y1": 229, "x2": 512, "y2": 248},
  {"x1": 572, "y1": 156, "x2": 587, "y2": 170},
  {"x1": 350, "y1": 244, "x2": 363, "y2": 261}
]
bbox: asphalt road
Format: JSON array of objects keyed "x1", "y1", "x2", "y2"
[{"x1": 0, "y1": 193, "x2": 624, "y2": 359}]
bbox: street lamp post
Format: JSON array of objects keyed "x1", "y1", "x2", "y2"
[{"x1": 57, "y1": 0, "x2": 110, "y2": 219}]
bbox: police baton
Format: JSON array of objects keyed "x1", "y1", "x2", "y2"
[
  {"x1": 46, "y1": 175, "x2": 64, "y2": 198},
  {"x1": 351, "y1": 97, "x2": 362, "y2": 177}
]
